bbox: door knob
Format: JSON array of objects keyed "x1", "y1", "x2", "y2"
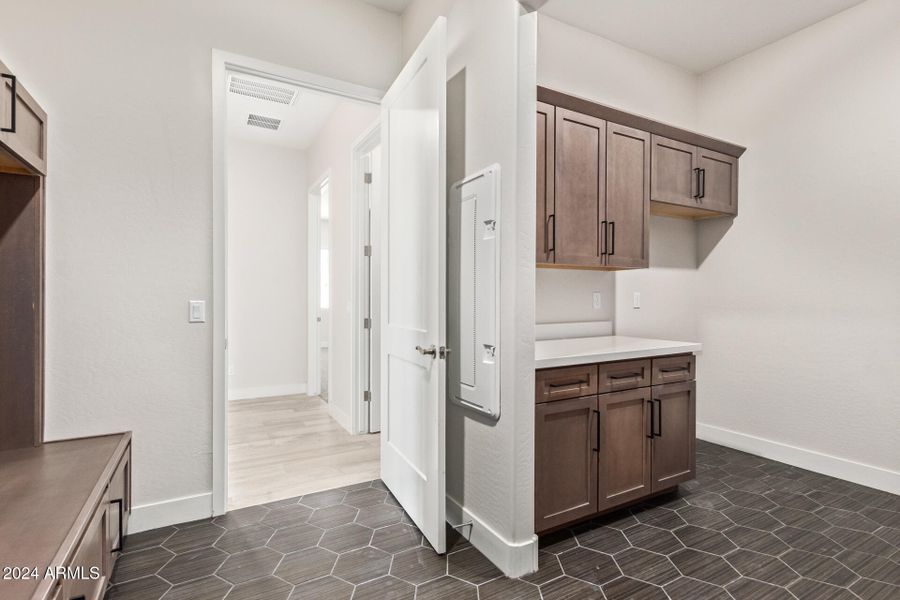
[{"x1": 416, "y1": 345, "x2": 437, "y2": 357}]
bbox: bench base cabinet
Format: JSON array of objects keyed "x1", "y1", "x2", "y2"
[{"x1": 535, "y1": 355, "x2": 696, "y2": 533}]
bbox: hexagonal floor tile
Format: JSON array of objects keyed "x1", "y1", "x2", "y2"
[
  {"x1": 158, "y1": 547, "x2": 228, "y2": 584},
  {"x1": 333, "y1": 546, "x2": 392, "y2": 584},
  {"x1": 674, "y1": 525, "x2": 736, "y2": 555},
  {"x1": 299, "y1": 489, "x2": 346, "y2": 508},
  {"x1": 216, "y1": 546, "x2": 282, "y2": 585},
  {"x1": 835, "y1": 550, "x2": 900, "y2": 586},
  {"x1": 318, "y1": 523, "x2": 373, "y2": 553},
  {"x1": 723, "y1": 490, "x2": 777, "y2": 512},
  {"x1": 275, "y1": 547, "x2": 338, "y2": 585},
  {"x1": 162, "y1": 523, "x2": 226, "y2": 554},
  {"x1": 160, "y1": 575, "x2": 231, "y2": 600},
  {"x1": 788, "y1": 578, "x2": 858, "y2": 600},
  {"x1": 825, "y1": 527, "x2": 895, "y2": 556},
  {"x1": 225, "y1": 575, "x2": 291, "y2": 600},
  {"x1": 625, "y1": 524, "x2": 684, "y2": 555},
  {"x1": 726, "y1": 577, "x2": 794, "y2": 600},
  {"x1": 769, "y1": 507, "x2": 830, "y2": 533},
  {"x1": 721, "y1": 506, "x2": 782, "y2": 531},
  {"x1": 371, "y1": 523, "x2": 422, "y2": 553},
  {"x1": 664, "y1": 576, "x2": 731, "y2": 600},
  {"x1": 390, "y1": 546, "x2": 447, "y2": 584},
  {"x1": 355, "y1": 503, "x2": 403, "y2": 529},
  {"x1": 576, "y1": 526, "x2": 630, "y2": 554},
  {"x1": 677, "y1": 506, "x2": 735, "y2": 531},
  {"x1": 343, "y1": 487, "x2": 388, "y2": 508},
  {"x1": 670, "y1": 549, "x2": 739, "y2": 586},
  {"x1": 538, "y1": 575, "x2": 604, "y2": 600},
  {"x1": 352, "y1": 576, "x2": 415, "y2": 600},
  {"x1": 538, "y1": 529, "x2": 578, "y2": 555},
  {"x1": 448, "y1": 546, "x2": 504, "y2": 585},
  {"x1": 765, "y1": 490, "x2": 821, "y2": 512},
  {"x1": 780, "y1": 549, "x2": 858, "y2": 587},
  {"x1": 520, "y1": 551, "x2": 562, "y2": 586},
  {"x1": 288, "y1": 575, "x2": 353, "y2": 600},
  {"x1": 307, "y1": 504, "x2": 358, "y2": 529},
  {"x1": 723, "y1": 526, "x2": 790, "y2": 556},
  {"x1": 851, "y1": 578, "x2": 900, "y2": 600},
  {"x1": 614, "y1": 547, "x2": 679, "y2": 586},
  {"x1": 775, "y1": 527, "x2": 844, "y2": 556},
  {"x1": 558, "y1": 547, "x2": 620, "y2": 586},
  {"x1": 261, "y1": 504, "x2": 313, "y2": 529},
  {"x1": 112, "y1": 546, "x2": 175, "y2": 584},
  {"x1": 479, "y1": 577, "x2": 541, "y2": 600},
  {"x1": 122, "y1": 527, "x2": 176, "y2": 553},
  {"x1": 266, "y1": 523, "x2": 323, "y2": 554},
  {"x1": 213, "y1": 505, "x2": 269, "y2": 529},
  {"x1": 725, "y1": 549, "x2": 798, "y2": 587},
  {"x1": 105, "y1": 575, "x2": 171, "y2": 600},
  {"x1": 214, "y1": 523, "x2": 274, "y2": 554},
  {"x1": 415, "y1": 575, "x2": 478, "y2": 600},
  {"x1": 602, "y1": 576, "x2": 667, "y2": 600},
  {"x1": 632, "y1": 507, "x2": 686, "y2": 530},
  {"x1": 684, "y1": 492, "x2": 732, "y2": 511}
]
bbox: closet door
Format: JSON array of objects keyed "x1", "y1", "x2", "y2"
[
  {"x1": 697, "y1": 147, "x2": 738, "y2": 215},
  {"x1": 650, "y1": 135, "x2": 697, "y2": 208},
  {"x1": 536, "y1": 102, "x2": 555, "y2": 264},
  {"x1": 605, "y1": 123, "x2": 650, "y2": 269},
  {"x1": 554, "y1": 108, "x2": 606, "y2": 267}
]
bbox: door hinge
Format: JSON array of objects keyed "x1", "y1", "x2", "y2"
[
  {"x1": 363, "y1": 390, "x2": 372, "y2": 402},
  {"x1": 364, "y1": 172, "x2": 373, "y2": 184},
  {"x1": 363, "y1": 317, "x2": 372, "y2": 330},
  {"x1": 364, "y1": 244, "x2": 372, "y2": 257}
]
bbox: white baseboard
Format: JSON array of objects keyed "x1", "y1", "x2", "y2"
[
  {"x1": 129, "y1": 492, "x2": 213, "y2": 533},
  {"x1": 329, "y1": 402, "x2": 353, "y2": 434},
  {"x1": 698, "y1": 423, "x2": 900, "y2": 495},
  {"x1": 229, "y1": 383, "x2": 306, "y2": 401},
  {"x1": 447, "y1": 495, "x2": 538, "y2": 578}
]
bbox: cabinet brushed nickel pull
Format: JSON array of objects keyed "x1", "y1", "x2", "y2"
[
  {"x1": 653, "y1": 398, "x2": 662, "y2": 437},
  {"x1": 609, "y1": 221, "x2": 615, "y2": 256},
  {"x1": 699, "y1": 168, "x2": 706, "y2": 199},
  {"x1": 110, "y1": 498, "x2": 124, "y2": 552},
  {"x1": 609, "y1": 372, "x2": 642, "y2": 380},
  {"x1": 548, "y1": 380, "x2": 588, "y2": 389},
  {"x1": 547, "y1": 214, "x2": 556, "y2": 253},
  {"x1": 1, "y1": 73, "x2": 16, "y2": 134},
  {"x1": 659, "y1": 366, "x2": 689, "y2": 373},
  {"x1": 600, "y1": 220, "x2": 608, "y2": 255},
  {"x1": 693, "y1": 167, "x2": 700, "y2": 199}
]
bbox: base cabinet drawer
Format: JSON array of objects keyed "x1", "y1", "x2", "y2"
[
  {"x1": 536, "y1": 364, "x2": 598, "y2": 403},
  {"x1": 535, "y1": 396, "x2": 598, "y2": 532},
  {"x1": 62, "y1": 496, "x2": 109, "y2": 600},
  {"x1": 598, "y1": 359, "x2": 651, "y2": 392},
  {"x1": 651, "y1": 354, "x2": 695, "y2": 385}
]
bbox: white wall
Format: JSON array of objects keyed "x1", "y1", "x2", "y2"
[
  {"x1": 693, "y1": 0, "x2": 900, "y2": 486},
  {"x1": 537, "y1": 16, "x2": 699, "y2": 337},
  {"x1": 0, "y1": 0, "x2": 401, "y2": 525},
  {"x1": 305, "y1": 100, "x2": 380, "y2": 433},
  {"x1": 227, "y1": 139, "x2": 307, "y2": 400},
  {"x1": 403, "y1": 0, "x2": 537, "y2": 577}
]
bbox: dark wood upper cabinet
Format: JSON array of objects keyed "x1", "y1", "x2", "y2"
[
  {"x1": 597, "y1": 387, "x2": 653, "y2": 511},
  {"x1": 554, "y1": 108, "x2": 606, "y2": 267},
  {"x1": 536, "y1": 101, "x2": 555, "y2": 264},
  {"x1": 651, "y1": 381, "x2": 696, "y2": 493},
  {"x1": 697, "y1": 147, "x2": 738, "y2": 215},
  {"x1": 535, "y1": 395, "x2": 598, "y2": 532},
  {"x1": 651, "y1": 134, "x2": 697, "y2": 206},
  {"x1": 606, "y1": 124, "x2": 650, "y2": 269},
  {"x1": 0, "y1": 60, "x2": 47, "y2": 176}
]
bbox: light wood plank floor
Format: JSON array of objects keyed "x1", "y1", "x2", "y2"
[{"x1": 228, "y1": 394, "x2": 380, "y2": 510}]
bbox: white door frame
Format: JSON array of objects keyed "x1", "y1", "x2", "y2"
[
  {"x1": 306, "y1": 172, "x2": 331, "y2": 400},
  {"x1": 212, "y1": 49, "x2": 383, "y2": 515},
  {"x1": 351, "y1": 124, "x2": 381, "y2": 433}
]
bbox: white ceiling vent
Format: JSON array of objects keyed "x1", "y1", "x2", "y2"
[
  {"x1": 228, "y1": 74, "x2": 299, "y2": 105},
  {"x1": 247, "y1": 114, "x2": 282, "y2": 131}
]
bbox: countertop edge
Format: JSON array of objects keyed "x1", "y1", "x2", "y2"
[{"x1": 535, "y1": 343, "x2": 702, "y2": 369}]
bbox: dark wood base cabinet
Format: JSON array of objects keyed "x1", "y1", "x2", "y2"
[{"x1": 536, "y1": 355, "x2": 696, "y2": 533}]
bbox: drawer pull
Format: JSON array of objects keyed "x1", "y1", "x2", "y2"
[
  {"x1": 609, "y1": 372, "x2": 642, "y2": 380},
  {"x1": 1, "y1": 73, "x2": 15, "y2": 134},
  {"x1": 548, "y1": 380, "x2": 588, "y2": 389},
  {"x1": 110, "y1": 498, "x2": 124, "y2": 553},
  {"x1": 659, "y1": 366, "x2": 688, "y2": 373}
]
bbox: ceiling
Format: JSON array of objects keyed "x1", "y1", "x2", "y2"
[
  {"x1": 540, "y1": 0, "x2": 867, "y2": 73},
  {"x1": 226, "y1": 74, "x2": 342, "y2": 150},
  {"x1": 358, "y1": 0, "x2": 413, "y2": 14}
]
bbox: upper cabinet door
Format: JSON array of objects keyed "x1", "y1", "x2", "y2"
[
  {"x1": 650, "y1": 134, "x2": 696, "y2": 208},
  {"x1": 606, "y1": 123, "x2": 650, "y2": 269},
  {"x1": 0, "y1": 61, "x2": 47, "y2": 176},
  {"x1": 697, "y1": 147, "x2": 738, "y2": 215},
  {"x1": 554, "y1": 108, "x2": 606, "y2": 267},
  {"x1": 536, "y1": 102, "x2": 555, "y2": 264}
]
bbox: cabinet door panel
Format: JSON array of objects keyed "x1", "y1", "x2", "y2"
[
  {"x1": 554, "y1": 108, "x2": 605, "y2": 267},
  {"x1": 598, "y1": 388, "x2": 652, "y2": 510},
  {"x1": 606, "y1": 124, "x2": 650, "y2": 268},
  {"x1": 651, "y1": 135, "x2": 697, "y2": 208},
  {"x1": 697, "y1": 147, "x2": 737, "y2": 215},
  {"x1": 537, "y1": 102, "x2": 555, "y2": 264},
  {"x1": 535, "y1": 396, "x2": 598, "y2": 532},
  {"x1": 651, "y1": 382, "x2": 696, "y2": 492},
  {"x1": 0, "y1": 61, "x2": 47, "y2": 175}
]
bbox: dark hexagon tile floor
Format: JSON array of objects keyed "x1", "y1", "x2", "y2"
[{"x1": 106, "y1": 443, "x2": 900, "y2": 600}]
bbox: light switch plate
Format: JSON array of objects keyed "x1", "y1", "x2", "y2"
[
  {"x1": 633, "y1": 292, "x2": 641, "y2": 309},
  {"x1": 592, "y1": 292, "x2": 603, "y2": 309},
  {"x1": 189, "y1": 300, "x2": 206, "y2": 323}
]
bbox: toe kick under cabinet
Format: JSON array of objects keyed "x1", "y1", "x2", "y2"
[{"x1": 535, "y1": 354, "x2": 696, "y2": 533}]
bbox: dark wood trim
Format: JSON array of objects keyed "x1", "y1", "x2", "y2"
[{"x1": 538, "y1": 86, "x2": 746, "y2": 159}]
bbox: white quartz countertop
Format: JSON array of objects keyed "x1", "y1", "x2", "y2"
[{"x1": 535, "y1": 335, "x2": 702, "y2": 369}]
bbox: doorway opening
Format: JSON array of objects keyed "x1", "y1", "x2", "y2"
[{"x1": 215, "y1": 52, "x2": 382, "y2": 510}]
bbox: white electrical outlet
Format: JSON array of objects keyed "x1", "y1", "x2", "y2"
[
  {"x1": 633, "y1": 292, "x2": 641, "y2": 309},
  {"x1": 592, "y1": 292, "x2": 603, "y2": 309},
  {"x1": 189, "y1": 300, "x2": 206, "y2": 323}
]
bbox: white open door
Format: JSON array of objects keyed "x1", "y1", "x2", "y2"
[{"x1": 379, "y1": 17, "x2": 447, "y2": 553}]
